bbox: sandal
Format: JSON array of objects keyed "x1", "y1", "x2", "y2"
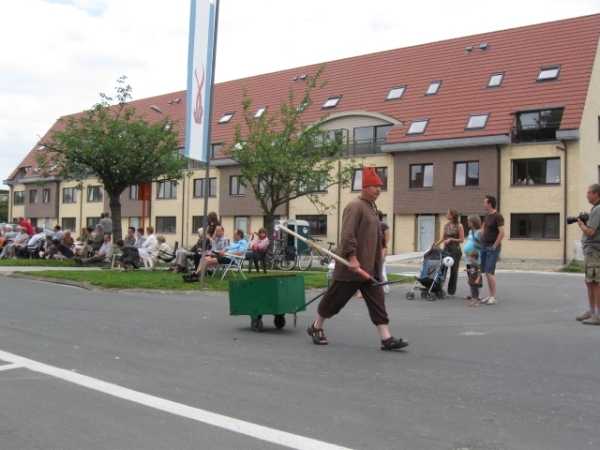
[
  {"x1": 381, "y1": 336, "x2": 409, "y2": 351},
  {"x1": 307, "y1": 323, "x2": 328, "y2": 345},
  {"x1": 468, "y1": 299, "x2": 479, "y2": 307}
]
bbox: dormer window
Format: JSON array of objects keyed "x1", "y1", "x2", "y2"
[
  {"x1": 407, "y1": 120, "x2": 429, "y2": 135},
  {"x1": 425, "y1": 81, "x2": 441, "y2": 96},
  {"x1": 537, "y1": 66, "x2": 560, "y2": 81},
  {"x1": 386, "y1": 86, "x2": 406, "y2": 101},
  {"x1": 322, "y1": 96, "x2": 341, "y2": 109},
  {"x1": 466, "y1": 114, "x2": 489, "y2": 130},
  {"x1": 254, "y1": 107, "x2": 267, "y2": 119},
  {"x1": 218, "y1": 112, "x2": 234, "y2": 124},
  {"x1": 488, "y1": 73, "x2": 504, "y2": 87}
]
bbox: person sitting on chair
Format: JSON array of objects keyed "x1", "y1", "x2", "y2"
[
  {"x1": 75, "y1": 234, "x2": 112, "y2": 265},
  {"x1": 173, "y1": 228, "x2": 210, "y2": 274},
  {"x1": 194, "y1": 228, "x2": 247, "y2": 276},
  {"x1": 246, "y1": 228, "x2": 269, "y2": 273},
  {"x1": 150, "y1": 235, "x2": 172, "y2": 270},
  {"x1": 115, "y1": 239, "x2": 140, "y2": 270}
]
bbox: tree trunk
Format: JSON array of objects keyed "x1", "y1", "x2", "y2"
[{"x1": 109, "y1": 195, "x2": 123, "y2": 241}]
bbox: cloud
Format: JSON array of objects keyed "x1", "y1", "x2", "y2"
[{"x1": 1, "y1": 0, "x2": 599, "y2": 185}]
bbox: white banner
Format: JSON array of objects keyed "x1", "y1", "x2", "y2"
[{"x1": 186, "y1": 0, "x2": 217, "y2": 162}]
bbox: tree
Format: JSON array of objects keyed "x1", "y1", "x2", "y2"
[
  {"x1": 223, "y1": 65, "x2": 361, "y2": 242},
  {"x1": 0, "y1": 195, "x2": 7, "y2": 222},
  {"x1": 36, "y1": 76, "x2": 188, "y2": 241}
]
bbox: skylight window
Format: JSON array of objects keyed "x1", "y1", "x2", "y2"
[
  {"x1": 254, "y1": 106, "x2": 267, "y2": 118},
  {"x1": 466, "y1": 114, "x2": 489, "y2": 130},
  {"x1": 297, "y1": 100, "x2": 308, "y2": 112},
  {"x1": 322, "y1": 96, "x2": 341, "y2": 109},
  {"x1": 386, "y1": 86, "x2": 406, "y2": 101},
  {"x1": 407, "y1": 120, "x2": 429, "y2": 135},
  {"x1": 218, "y1": 112, "x2": 234, "y2": 124},
  {"x1": 488, "y1": 73, "x2": 504, "y2": 87},
  {"x1": 537, "y1": 66, "x2": 560, "y2": 81},
  {"x1": 425, "y1": 81, "x2": 441, "y2": 96}
]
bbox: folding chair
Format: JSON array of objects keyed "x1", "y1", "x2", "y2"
[
  {"x1": 213, "y1": 253, "x2": 246, "y2": 280},
  {"x1": 157, "y1": 241, "x2": 178, "y2": 270}
]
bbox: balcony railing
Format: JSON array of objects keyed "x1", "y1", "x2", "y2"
[
  {"x1": 511, "y1": 123, "x2": 560, "y2": 143},
  {"x1": 349, "y1": 139, "x2": 387, "y2": 156}
]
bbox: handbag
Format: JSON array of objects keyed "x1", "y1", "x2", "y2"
[{"x1": 473, "y1": 231, "x2": 482, "y2": 249}]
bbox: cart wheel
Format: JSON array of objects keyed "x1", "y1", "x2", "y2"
[
  {"x1": 437, "y1": 290, "x2": 447, "y2": 299},
  {"x1": 251, "y1": 318, "x2": 264, "y2": 332},
  {"x1": 274, "y1": 315, "x2": 286, "y2": 329},
  {"x1": 406, "y1": 292, "x2": 415, "y2": 300},
  {"x1": 427, "y1": 293, "x2": 436, "y2": 301},
  {"x1": 421, "y1": 291, "x2": 427, "y2": 298}
]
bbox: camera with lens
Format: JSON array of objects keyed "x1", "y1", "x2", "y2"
[{"x1": 566, "y1": 212, "x2": 590, "y2": 225}]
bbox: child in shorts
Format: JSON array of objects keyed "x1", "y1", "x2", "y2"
[{"x1": 465, "y1": 250, "x2": 482, "y2": 306}]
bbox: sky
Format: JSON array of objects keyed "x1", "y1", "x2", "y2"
[{"x1": 2, "y1": 0, "x2": 600, "y2": 186}]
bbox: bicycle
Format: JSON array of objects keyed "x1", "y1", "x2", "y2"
[
  {"x1": 296, "y1": 238, "x2": 336, "y2": 271},
  {"x1": 264, "y1": 239, "x2": 296, "y2": 271}
]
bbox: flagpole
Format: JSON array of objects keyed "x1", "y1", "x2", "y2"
[{"x1": 200, "y1": 0, "x2": 220, "y2": 288}]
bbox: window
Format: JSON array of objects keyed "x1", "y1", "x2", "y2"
[
  {"x1": 510, "y1": 213, "x2": 559, "y2": 239},
  {"x1": 14, "y1": 191, "x2": 25, "y2": 205},
  {"x1": 156, "y1": 216, "x2": 177, "y2": 234},
  {"x1": 512, "y1": 109, "x2": 563, "y2": 143},
  {"x1": 42, "y1": 189, "x2": 51, "y2": 204},
  {"x1": 512, "y1": 158, "x2": 560, "y2": 185},
  {"x1": 230, "y1": 176, "x2": 245, "y2": 196},
  {"x1": 211, "y1": 143, "x2": 222, "y2": 158},
  {"x1": 537, "y1": 66, "x2": 560, "y2": 81},
  {"x1": 62, "y1": 217, "x2": 76, "y2": 231},
  {"x1": 87, "y1": 186, "x2": 103, "y2": 202},
  {"x1": 193, "y1": 178, "x2": 217, "y2": 197},
  {"x1": 407, "y1": 120, "x2": 429, "y2": 135},
  {"x1": 410, "y1": 164, "x2": 433, "y2": 188},
  {"x1": 218, "y1": 112, "x2": 234, "y2": 123},
  {"x1": 157, "y1": 181, "x2": 177, "y2": 199},
  {"x1": 86, "y1": 217, "x2": 100, "y2": 228},
  {"x1": 192, "y1": 216, "x2": 205, "y2": 232},
  {"x1": 235, "y1": 216, "x2": 248, "y2": 234},
  {"x1": 29, "y1": 190, "x2": 38, "y2": 204},
  {"x1": 454, "y1": 162, "x2": 479, "y2": 187},
  {"x1": 322, "y1": 96, "x2": 341, "y2": 109},
  {"x1": 63, "y1": 188, "x2": 76, "y2": 204},
  {"x1": 254, "y1": 107, "x2": 267, "y2": 118},
  {"x1": 296, "y1": 100, "x2": 308, "y2": 112},
  {"x1": 129, "y1": 185, "x2": 138, "y2": 200},
  {"x1": 488, "y1": 72, "x2": 504, "y2": 87},
  {"x1": 386, "y1": 86, "x2": 406, "y2": 100},
  {"x1": 129, "y1": 217, "x2": 140, "y2": 229},
  {"x1": 352, "y1": 167, "x2": 388, "y2": 191},
  {"x1": 352, "y1": 125, "x2": 392, "y2": 155},
  {"x1": 425, "y1": 81, "x2": 441, "y2": 95},
  {"x1": 466, "y1": 114, "x2": 489, "y2": 130},
  {"x1": 296, "y1": 214, "x2": 327, "y2": 236}
]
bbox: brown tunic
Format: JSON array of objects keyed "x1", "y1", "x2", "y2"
[{"x1": 334, "y1": 196, "x2": 383, "y2": 282}]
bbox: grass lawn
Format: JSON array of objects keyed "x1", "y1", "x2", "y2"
[{"x1": 5, "y1": 260, "x2": 409, "y2": 292}]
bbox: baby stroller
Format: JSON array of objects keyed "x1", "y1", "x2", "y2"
[{"x1": 405, "y1": 248, "x2": 452, "y2": 301}]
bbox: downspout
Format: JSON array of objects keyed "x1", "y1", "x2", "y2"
[
  {"x1": 556, "y1": 140, "x2": 568, "y2": 264},
  {"x1": 337, "y1": 160, "x2": 342, "y2": 244},
  {"x1": 495, "y1": 145, "x2": 502, "y2": 210}
]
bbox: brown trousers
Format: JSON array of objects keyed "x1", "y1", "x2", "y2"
[{"x1": 317, "y1": 280, "x2": 389, "y2": 325}]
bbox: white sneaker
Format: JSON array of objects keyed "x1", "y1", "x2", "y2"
[{"x1": 484, "y1": 296, "x2": 497, "y2": 305}]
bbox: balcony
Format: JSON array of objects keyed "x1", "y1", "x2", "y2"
[{"x1": 511, "y1": 123, "x2": 560, "y2": 143}]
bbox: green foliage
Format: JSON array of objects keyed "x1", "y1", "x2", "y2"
[
  {"x1": 12, "y1": 266, "x2": 408, "y2": 292},
  {"x1": 222, "y1": 65, "x2": 361, "y2": 241},
  {"x1": 35, "y1": 76, "x2": 188, "y2": 240},
  {"x1": 559, "y1": 260, "x2": 584, "y2": 273},
  {"x1": 0, "y1": 195, "x2": 8, "y2": 222}
]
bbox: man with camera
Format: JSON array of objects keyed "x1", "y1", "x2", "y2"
[{"x1": 576, "y1": 183, "x2": 600, "y2": 325}]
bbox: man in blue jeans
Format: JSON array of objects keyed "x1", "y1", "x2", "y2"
[{"x1": 480, "y1": 195, "x2": 505, "y2": 305}]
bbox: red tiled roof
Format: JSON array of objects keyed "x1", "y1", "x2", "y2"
[{"x1": 9, "y1": 13, "x2": 600, "y2": 180}]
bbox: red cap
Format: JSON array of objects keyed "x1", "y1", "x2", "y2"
[{"x1": 362, "y1": 167, "x2": 383, "y2": 187}]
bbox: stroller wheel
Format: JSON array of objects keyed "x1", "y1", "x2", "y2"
[
  {"x1": 406, "y1": 292, "x2": 415, "y2": 300},
  {"x1": 437, "y1": 290, "x2": 447, "y2": 299},
  {"x1": 421, "y1": 291, "x2": 427, "y2": 298},
  {"x1": 427, "y1": 293, "x2": 436, "y2": 301}
]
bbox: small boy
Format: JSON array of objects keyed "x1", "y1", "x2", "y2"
[{"x1": 465, "y1": 250, "x2": 482, "y2": 307}]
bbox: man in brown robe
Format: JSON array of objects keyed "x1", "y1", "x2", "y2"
[{"x1": 307, "y1": 167, "x2": 409, "y2": 350}]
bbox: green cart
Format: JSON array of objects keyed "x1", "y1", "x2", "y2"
[{"x1": 229, "y1": 274, "x2": 311, "y2": 332}]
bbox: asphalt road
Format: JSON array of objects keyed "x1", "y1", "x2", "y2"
[{"x1": 0, "y1": 270, "x2": 598, "y2": 450}]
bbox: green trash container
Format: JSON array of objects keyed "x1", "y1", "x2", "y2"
[
  {"x1": 229, "y1": 274, "x2": 306, "y2": 332},
  {"x1": 282, "y1": 219, "x2": 310, "y2": 253}
]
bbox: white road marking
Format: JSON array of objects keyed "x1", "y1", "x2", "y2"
[
  {"x1": 0, "y1": 349, "x2": 351, "y2": 450},
  {"x1": 0, "y1": 363, "x2": 23, "y2": 372}
]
